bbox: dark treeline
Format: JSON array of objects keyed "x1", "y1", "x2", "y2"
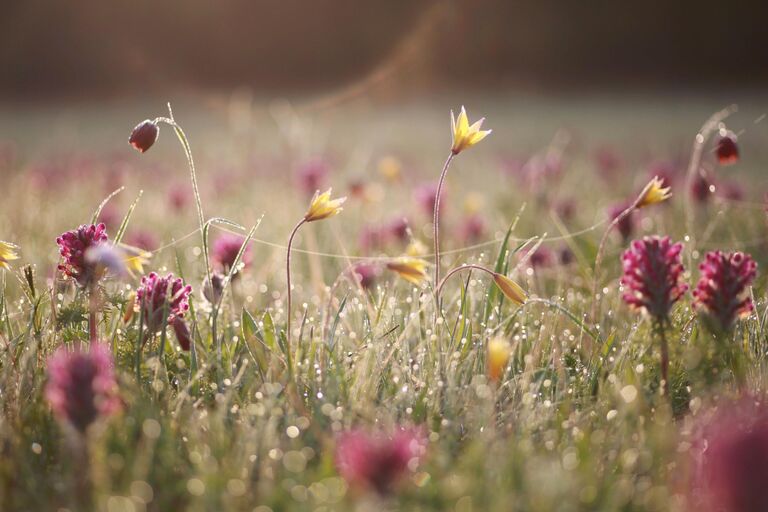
[{"x1": 2, "y1": 0, "x2": 767, "y2": 97}]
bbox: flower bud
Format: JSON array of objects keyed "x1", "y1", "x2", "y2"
[
  {"x1": 172, "y1": 317, "x2": 192, "y2": 351},
  {"x1": 129, "y1": 120, "x2": 159, "y2": 153},
  {"x1": 203, "y1": 273, "x2": 225, "y2": 304},
  {"x1": 716, "y1": 131, "x2": 739, "y2": 165}
]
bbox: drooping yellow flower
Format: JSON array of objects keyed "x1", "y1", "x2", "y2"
[
  {"x1": 636, "y1": 176, "x2": 671, "y2": 208},
  {"x1": 0, "y1": 241, "x2": 19, "y2": 270},
  {"x1": 387, "y1": 257, "x2": 428, "y2": 285},
  {"x1": 377, "y1": 156, "x2": 402, "y2": 182},
  {"x1": 492, "y1": 273, "x2": 527, "y2": 306},
  {"x1": 488, "y1": 337, "x2": 512, "y2": 383},
  {"x1": 451, "y1": 106, "x2": 492, "y2": 155},
  {"x1": 304, "y1": 188, "x2": 347, "y2": 222}
]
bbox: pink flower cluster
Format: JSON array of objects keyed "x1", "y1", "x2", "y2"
[
  {"x1": 335, "y1": 428, "x2": 427, "y2": 494},
  {"x1": 45, "y1": 343, "x2": 121, "y2": 432},
  {"x1": 136, "y1": 272, "x2": 192, "y2": 333},
  {"x1": 56, "y1": 223, "x2": 109, "y2": 288},
  {"x1": 621, "y1": 236, "x2": 688, "y2": 321},
  {"x1": 693, "y1": 251, "x2": 757, "y2": 331}
]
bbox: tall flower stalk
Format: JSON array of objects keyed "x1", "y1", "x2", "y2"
[
  {"x1": 620, "y1": 236, "x2": 687, "y2": 396},
  {"x1": 286, "y1": 189, "x2": 345, "y2": 349},
  {"x1": 433, "y1": 107, "x2": 491, "y2": 303}
]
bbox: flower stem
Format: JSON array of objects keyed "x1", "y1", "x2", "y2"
[
  {"x1": 657, "y1": 322, "x2": 670, "y2": 399},
  {"x1": 433, "y1": 152, "x2": 455, "y2": 305},
  {"x1": 436, "y1": 263, "x2": 494, "y2": 300},
  {"x1": 286, "y1": 218, "x2": 306, "y2": 351}
]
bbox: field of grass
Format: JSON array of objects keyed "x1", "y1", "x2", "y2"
[{"x1": 1, "y1": 93, "x2": 768, "y2": 511}]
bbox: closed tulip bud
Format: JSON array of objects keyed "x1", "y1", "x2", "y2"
[
  {"x1": 128, "y1": 120, "x2": 159, "y2": 153},
  {"x1": 492, "y1": 273, "x2": 527, "y2": 306}
]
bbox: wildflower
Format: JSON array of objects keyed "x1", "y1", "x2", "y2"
[
  {"x1": 212, "y1": 234, "x2": 251, "y2": 274},
  {"x1": 45, "y1": 343, "x2": 121, "y2": 433},
  {"x1": 688, "y1": 399, "x2": 768, "y2": 512},
  {"x1": 56, "y1": 223, "x2": 109, "y2": 288},
  {"x1": 621, "y1": 236, "x2": 687, "y2": 321},
  {"x1": 335, "y1": 428, "x2": 427, "y2": 494},
  {"x1": 492, "y1": 273, "x2": 527, "y2": 306},
  {"x1": 296, "y1": 158, "x2": 329, "y2": 197},
  {"x1": 693, "y1": 251, "x2": 757, "y2": 331},
  {"x1": 128, "y1": 120, "x2": 159, "y2": 153},
  {"x1": 487, "y1": 337, "x2": 512, "y2": 383},
  {"x1": 136, "y1": 272, "x2": 192, "y2": 333},
  {"x1": 450, "y1": 106, "x2": 491, "y2": 155},
  {"x1": 203, "y1": 272, "x2": 225, "y2": 304},
  {"x1": 351, "y1": 262, "x2": 379, "y2": 289},
  {"x1": 608, "y1": 203, "x2": 635, "y2": 242},
  {"x1": 120, "y1": 245, "x2": 151, "y2": 276},
  {"x1": 385, "y1": 216, "x2": 410, "y2": 244},
  {"x1": 84, "y1": 244, "x2": 128, "y2": 278},
  {"x1": 387, "y1": 257, "x2": 428, "y2": 285},
  {"x1": 524, "y1": 246, "x2": 555, "y2": 269},
  {"x1": 716, "y1": 130, "x2": 739, "y2": 165},
  {"x1": 0, "y1": 241, "x2": 19, "y2": 270},
  {"x1": 304, "y1": 188, "x2": 346, "y2": 222},
  {"x1": 636, "y1": 176, "x2": 672, "y2": 208},
  {"x1": 377, "y1": 155, "x2": 402, "y2": 182},
  {"x1": 559, "y1": 247, "x2": 575, "y2": 266}
]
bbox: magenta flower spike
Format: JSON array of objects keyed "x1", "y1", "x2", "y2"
[
  {"x1": 620, "y1": 236, "x2": 688, "y2": 322},
  {"x1": 693, "y1": 251, "x2": 757, "y2": 332},
  {"x1": 136, "y1": 272, "x2": 192, "y2": 333},
  {"x1": 212, "y1": 234, "x2": 251, "y2": 274},
  {"x1": 56, "y1": 223, "x2": 109, "y2": 289},
  {"x1": 45, "y1": 343, "x2": 121, "y2": 433}
]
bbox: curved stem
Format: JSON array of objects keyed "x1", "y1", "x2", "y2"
[
  {"x1": 435, "y1": 263, "x2": 495, "y2": 300},
  {"x1": 433, "y1": 153, "x2": 455, "y2": 303},
  {"x1": 155, "y1": 107, "x2": 211, "y2": 285},
  {"x1": 286, "y1": 218, "x2": 306, "y2": 350}
]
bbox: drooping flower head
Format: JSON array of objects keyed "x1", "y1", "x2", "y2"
[
  {"x1": 716, "y1": 130, "x2": 739, "y2": 166},
  {"x1": 128, "y1": 120, "x2": 159, "y2": 153},
  {"x1": 304, "y1": 188, "x2": 346, "y2": 222},
  {"x1": 335, "y1": 428, "x2": 427, "y2": 494},
  {"x1": 136, "y1": 272, "x2": 192, "y2": 333},
  {"x1": 212, "y1": 234, "x2": 252, "y2": 274},
  {"x1": 56, "y1": 223, "x2": 109, "y2": 288},
  {"x1": 350, "y1": 262, "x2": 380, "y2": 290},
  {"x1": 387, "y1": 257, "x2": 428, "y2": 285},
  {"x1": 0, "y1": 241, "x2": 19, "y2": 270},
  {"x1": 687, "y1": 398, "x2": 768, "y2": 512},
  {"x1": 45, "y1": 343, "x2": 121, "y2": 433},
  {"x1": 492, "y1": 273, "x2": 527, "y2": 306},
  {"x1": 693, "y1": 251, "x2": 757, "y2": 332},
  {"x1": 620, "y1": 236, "x2": 687, "y2": 321},
  {"x1": 450, "y1": 106, "x2": 492, "y2": 155}
]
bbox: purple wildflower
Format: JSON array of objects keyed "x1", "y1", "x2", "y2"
[
  {"x1": 351, "y1": 262, "x2": 379, "y2": 289},
  {"x1": 136, "y1": 272, "x2": 192, "y2": 333},
  {"x1": 212, "y1": 234, "x2": 251, "y2": 273},
  {"x1": 620, "y1": 236, "x2": 687, "y2": 321},
  {"x1": 693, "y1": 251, "x2": 757, "y2": 331},
  {"x1": 56, "y1": 223, "x2": 109, "y2": 288},
  {"x1": 45, "y1": 343, "x2": 121, "y2": 433},
  {"x1": 296, "y1": 158, "x2": 329, "y2": 197},
  {"x1": 335, "y1": 428, "x2": 427, "y2": 494}
]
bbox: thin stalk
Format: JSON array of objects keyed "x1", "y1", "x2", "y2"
[
  {"x1": 433, "y1": 152, "x2": 455, "y2": 303},
  {"x1": 154, "y1": 105, "x2": 211, "y2": 285},
  {"x1": 286, "y1": 218, "x2": 306, "y2": 350},
  {"x1": 88, "y1": 287, "x2": 98, "y2": 343},
  {"x1": 657, "y1": 321, "x2": 670, "y2": 399}
]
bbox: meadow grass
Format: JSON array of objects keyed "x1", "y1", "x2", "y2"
[{"x1": 1, "y1": 94, "x2": 768, "y2": 511}]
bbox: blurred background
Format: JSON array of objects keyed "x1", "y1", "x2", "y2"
[{"x1": 2, "y1": 0, "x2": 767, "y2": 99}]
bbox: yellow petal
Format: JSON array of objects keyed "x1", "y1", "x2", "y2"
[
  {"x1": 636, "y1": 176, "x2": 671, "y2": 208},
  {"x1": 488, "y1": 337, "x2": 512, "y2": 382},
  {"x1": 492, "y1": 273, "x2": 527, "y2": 306},
  {"x1": 387, "y1": 257, "x2": 428, "y2": 285}
]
